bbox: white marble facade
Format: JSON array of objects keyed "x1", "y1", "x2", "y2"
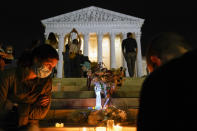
[{"x1": 41, "y1": 6, "x2": 144, "y2": 78}]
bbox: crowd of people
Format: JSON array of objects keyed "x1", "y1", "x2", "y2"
[{"x1": 0, "y1": 16, "x2": 196, "y2": 130}]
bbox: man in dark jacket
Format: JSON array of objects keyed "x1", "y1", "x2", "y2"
[
  {"x1": 122, "y1": 32, "x2": 137, "y2": 77},
  {"x1": 137, "y1": 48, "x2": 197, "y2": 131}
]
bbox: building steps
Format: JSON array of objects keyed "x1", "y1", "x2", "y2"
[{"x1": 39, "y1": 77, "x2": 145, "y2": 127}]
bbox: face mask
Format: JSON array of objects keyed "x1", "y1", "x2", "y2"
[
  {"x1": 34, "y1": 64, "x2": 52, "y2": 78},
  {"x1": 6, "y1": 50, "x2": 12, "y2": 54}
]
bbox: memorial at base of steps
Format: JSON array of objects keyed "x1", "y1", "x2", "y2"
[{"x1": 39, "y1": 76, "x2": 145, "y2": 130}]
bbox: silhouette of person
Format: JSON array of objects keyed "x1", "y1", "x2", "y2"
[
  {"x1": 122, "y1": 32, "x2": 137, "y2": 77},
  {"x1": 62, "y1": 44, "x2": 71, "y2": 77},
  {"x1": 67, "y1": 28, "x2": 82, "y2": 77},
  {"x1": 137, "y1": 33, "x2": 195, "y2": 131},
  {"x1": 68, "y1": 28, "x2": 82, "y2": 58},
  {"x1": 46, "y1": 32, "x2": 58, "y2": 50},
  {"x1": 146, "y1": 32, "x2": 192, "y2": 73}
]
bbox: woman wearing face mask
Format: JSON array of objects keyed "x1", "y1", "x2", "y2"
[{"x1": 0, "y1": 44, "x2": 59, "y2": 131}]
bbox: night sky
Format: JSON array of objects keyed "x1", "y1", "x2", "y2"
[{"x1": 0, "y1": 0, "x2": 196, "y2": 57}]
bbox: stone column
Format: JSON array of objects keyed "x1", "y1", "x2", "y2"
[
  {"x1": 109, "y1": 33, "x2": 116, "y2": 69},
  {"x1": 83, "y1": 33, "x2": 89, "y2": 56},
  {"x1": 97, "y1": 33, "x2": 103, "y2": 63},
  {"x1": 135, "y1": 32, "x2": 143, "y2": 77},
  {"x1": 57, "y1": 33, "x2": 65, "y2": 78},
  {"x1": 45, "y1": 32, "x2": 49, "y2": 40},
  {"x1": 122, "y1": 33, "x2": 129, "y2": 77}
]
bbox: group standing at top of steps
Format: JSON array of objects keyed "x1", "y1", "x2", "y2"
[{"x1": 62, "y1": 28, "x2": 91, "y2": 78}]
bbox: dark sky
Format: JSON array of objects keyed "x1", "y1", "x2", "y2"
[{"x1": 0, "y1": 0, "x2": 196, "y2": 57}]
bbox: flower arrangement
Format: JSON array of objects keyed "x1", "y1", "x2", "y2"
[
  {"x1": 87, "y1": 62, "x2": 126, "y2": 108},
  {"x1": 67, "y1": 62, "x2": 128, "y2": 126},
  {"x1": 88, "y1": 106, "x2": 127, "y2": 126},
  {"x1": 68, "y1": 106, "x2": 128, "y2": 126},
  {"x1": 85, "y1": 62, "x2": 128, "y2": 125}
]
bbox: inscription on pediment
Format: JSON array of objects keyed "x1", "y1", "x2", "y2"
[{"x1": 47, "y1": 8, "x2": 134, "y2": 23}]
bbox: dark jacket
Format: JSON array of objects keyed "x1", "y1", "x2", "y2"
[
  {"x1": 0, "y1": 67, "x2": 52, "y2": 127},
  {"x1": 122, "y1": 37, "x2": 137, "y2": 53},
  {"x1": 137, "y1": 48, "x2": 197, "y2": 131}
]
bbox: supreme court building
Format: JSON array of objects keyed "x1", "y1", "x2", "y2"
[{"x1": 41, "y1": 6, "x2": 145, "y2": 78}]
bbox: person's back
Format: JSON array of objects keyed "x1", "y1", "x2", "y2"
[
  {"x1": 122, "y1": 37, "x2": 137, "y2": 53},
  {"x1": 122, "y1": 32, "x2": 137, "y2": 77},
  {"x1": 137, "y1": 48, "x2": 197, "y2": 131},
  {"x1": 63, "y1": 44, "x2": 71, "y2": 77},
  {"x1": 46, "y1": 32, "x2": 58, "y2": 49},
  {"x1": 68, "y1": 28, "x2": 81, "y2": 55}
]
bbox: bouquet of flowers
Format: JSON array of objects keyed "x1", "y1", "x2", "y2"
[
  {"x1": 87, "y1": 62, "x2": 126, "y2": 109},
  {"x1": 69, "y1": 63, "x2": 128, "y2": 125},
  {"x1": 68, "y1": 106, "x2": 128, "y2": 126},
  {"x1": 88, "y1": 106, "x2": 127, "y2": 126}
]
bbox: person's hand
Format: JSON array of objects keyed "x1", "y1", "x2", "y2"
[
  {"x1": 39, "y1": 96, "x2": 50, "y2": 107},
  {"x1": 18, "y1": 116, "x2": 29, "y2": 126},
  {"x1": 72, "y1": 28, "x2": 78, "y2": 33},
  {"x1": 6, "y1": 54, "x2": 14, "y2": 60}
]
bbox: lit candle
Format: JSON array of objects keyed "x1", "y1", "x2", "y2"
[
  {"x1": 96, "y1": 127, "x2": 106, "y2": 131},
  {"x1": 82, "y1": 127, "x2": 86, "y2": 131},
  {"x1": 55, "y1": 123, "x2": 60, "y2": 127},
  {"x1": 55, "y1": 122, "x2": 64, "y2": 128},
  {"x1": 107, "y1": 120, "x2": 114, "y2": 131},
  {"x1": 60, "y1": 123, "x2": 64, "y2": 127},
  {"x1": 114, "y1": 125, "x2": 122, "y2": 131}
]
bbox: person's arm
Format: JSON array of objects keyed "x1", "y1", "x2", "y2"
[
  {"x1": 77, "y1": 32, "x2": 81, "y2": 46},
  {"x1": 28, "y1": 79, "x2": 52, "y2": 120},
  {"x1": 73, "y1": 28, "x2": 82, "y2": 50},
  {"x1": 0, "y1": 70, "x2": 16, "y2": 122},
  {"x1": 17, "y1": 79, "x2": 52, "y2": 126},
  {"x1": 136, "y1": 48, "x2": 138, "y2": 55},
  {"x1": 67, "y1": 33, "x2": 72, "y2": 46},
  {"x1": 122, "y1": 40, "x2": 126, "y2": 56},
  {"x1": 134, "y1": 39, "x2": 138, "y2": 55},
  {"x1": 0, "y1": 71, "x2": 9, "y2": 110},
  {"x1": 78, "y1": 35, "x2": 82, "y2": 50},
  {"x1": 0, "y1": 52, "x2": 14, "y2": 60}
]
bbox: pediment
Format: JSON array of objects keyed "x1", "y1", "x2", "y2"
[{"x1": 42, "y1": 6, "x2": 144, "y2": 24}]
